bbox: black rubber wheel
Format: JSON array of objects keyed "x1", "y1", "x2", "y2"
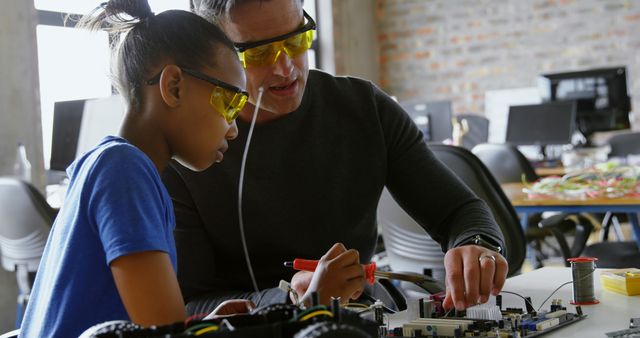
[
  {"x1": 293, "y1": 322, "x2": 372, "y2": 338},
  {"x1": 78, "y1": 320, "x2": 142, "y2": 338}
]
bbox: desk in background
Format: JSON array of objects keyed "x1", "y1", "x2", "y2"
[
  {"x1": 388, "y1": 267, "x2": 640, "y2": 337},
  {"x1": 534, "y1": 166, "x2": 567, "y2": 177},
  {"x1": 501, "y1": 182, "x2": 640, "y2": 245}
]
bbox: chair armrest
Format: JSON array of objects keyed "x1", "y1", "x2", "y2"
[{"x1": 537, "y1": 213, "x2": 568, "y2": 229}]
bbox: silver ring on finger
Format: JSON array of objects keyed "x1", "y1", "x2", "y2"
[{"x1": 479, "y1": 254, "x2": 496, "y2": 264}]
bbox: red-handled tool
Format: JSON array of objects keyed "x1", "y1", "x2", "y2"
[{"x1": 284, "y1": 259, "x2": 377, "y2": 285}]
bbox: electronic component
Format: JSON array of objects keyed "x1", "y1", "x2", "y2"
[
  {"x1": 387, "y1": 293, "x2": 586, "y2": 338},
  {"x1": 81, "y1": 302, "x2": 379, "y2": 338},
  {"x1": 603, "y1": 317, "x2": 640, "y2": 338},
  {"x1": 605, "y1": 327, "x2": 640, "y2": 338}
]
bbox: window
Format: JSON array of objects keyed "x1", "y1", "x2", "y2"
[
  {"x1": 36, "y1": 25, "x2": 112, "y2": 168},
  {"x1": 35, "y1": 1, "x2": 190, "y2": 168}
]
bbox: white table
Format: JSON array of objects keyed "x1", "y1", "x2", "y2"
[{"x1": 388, "y1": 267, "x2": 640, "y2": 337}]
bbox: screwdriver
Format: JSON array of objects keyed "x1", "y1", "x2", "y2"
[
  {"x1": 283, "y1": 258, "x2": 376, "y2": 284},
  {"x1": 284, "y1": 258, "x2": 445, "y2": 292}
]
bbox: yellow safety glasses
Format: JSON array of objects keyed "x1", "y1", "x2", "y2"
[
  {"x1": 146, "y1": 67, "x2": 248, "y2": 124},
  {"x1": 234, "y1": 10, "x2": 316, "y2": 68}
]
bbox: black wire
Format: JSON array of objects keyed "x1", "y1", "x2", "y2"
[
  {"x1": 536, "y1": 281, "x2": 574, "y2": 312},
  {"x1": 443, "y1": 307, "x2": 454, "y2": 317},
  {"x1": 499, "y1": 290, "x2": 536, "y2": 311}
]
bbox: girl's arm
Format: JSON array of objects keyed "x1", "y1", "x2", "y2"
[{"x1": 111, "y1": 250, "x2": 186, "y2": 326}]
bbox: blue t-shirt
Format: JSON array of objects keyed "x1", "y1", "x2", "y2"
[{"x1": 20, "y1": 136, "x2": 177, "y2": 338}]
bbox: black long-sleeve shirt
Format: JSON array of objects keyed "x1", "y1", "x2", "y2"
[{"x1": 162, "y1": 70, "x2": 504, "y2": 311}]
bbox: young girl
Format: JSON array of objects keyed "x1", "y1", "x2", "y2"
[
  {"x1": 19, "y1": 1, "x2": 248, "y2": 336},
  {"x1": 20, "y1": 1, "x2": 365, "y2": 336}
]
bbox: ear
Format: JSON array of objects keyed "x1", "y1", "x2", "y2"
[{"x1": 158, "y1": 65, "x2": 184, "y2": 108}]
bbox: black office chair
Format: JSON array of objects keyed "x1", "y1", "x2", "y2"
[
  {"x1": 0, "y1": 177, "x2": 54, "y2": 328},
  {"x1": 456, "y1": 114, "x2": 489, "y2": 150},
  {"x1": 607, "y1": 131, "x2": 640, "y2": 158},
  {"x1": 428, "y1": 144, "x2": 526, "y2": 276},
  {"x1": 471, "y1": 143, "x2": 537, "y2": 183},
  {"x1": 471, "y1": 143, "x2": 593, "y2": 268},
  {"x1": 580, "y1": 132, "x2": 640, "y2": 268}
]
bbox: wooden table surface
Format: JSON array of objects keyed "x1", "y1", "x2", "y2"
[
  {"x1": 534, "y1": 166, "x2": 568, "y2": 177},
  {"x1": 501, "y1": 182, "x2": 640, "y2": 207}
]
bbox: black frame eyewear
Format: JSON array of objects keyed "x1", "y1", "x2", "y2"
[
  {"x1": 146, "y1": 67, "x2": 249, "y2": 98},
  {"x1": 233, "y1": 10, "x2": 316, "y2": 53}
]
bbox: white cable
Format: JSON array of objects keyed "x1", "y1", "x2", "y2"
[{"x1": 238, "y1": 87, "x2": 264, "y2": 294}]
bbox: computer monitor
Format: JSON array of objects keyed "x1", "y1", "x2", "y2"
[
  {"x1": 401, "y1": 100, "x2": 453, "y2": 143},
  {"x1": 75, "y1": 95, "x2": 126, "y2": 158},
  {"x1": 50, "y1": 100, "x2": 86, "y2": 171},
  {"x1": 506, "y1": 101, "x2": 576, "y2": 150},
  {"x1": 50, "y1": 96, "x2": 126, "y2": 172},
  {"x1": 538, "y1": 67, "x2": 631, "y2": 137}
]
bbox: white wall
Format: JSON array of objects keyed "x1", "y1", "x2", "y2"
[
  {"x1": 0, "y1": 1, "x2": 42, "y2": 331},
  {"x1": 0, "y1": 0, "x2": 44, "y2": 190}
]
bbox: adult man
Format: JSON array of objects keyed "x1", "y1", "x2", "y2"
[{"x1": 162, "y1": 0, "x2": 508, "y2": 314}]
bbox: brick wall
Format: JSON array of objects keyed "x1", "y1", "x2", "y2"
[{"x1": 373, "y1": 0, "x2": 640, "y2": 116}]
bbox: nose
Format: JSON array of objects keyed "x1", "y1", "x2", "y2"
[
  {"x1": 226, "y1": 120, "x2": 239, "y2": 140},
  {"x1": 272, "y1": 50, "x2": 294, "y2": 77}
]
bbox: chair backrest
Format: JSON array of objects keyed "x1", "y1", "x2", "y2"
[
  {"x1": 429, "y1": 145, "x2": 526, "y2": 276},
  {"x1": 471, "y1": 143, "x2": 538, "y2": 183},
  {"x1": 0, "y1": 177, "x2": 53, "y2": 272},
  {"x1": 457, "y1": 114, "x2": 489, "y2": 150},
  {"x1": 377, "y1": 188, "x2": 446, "y2": 282},
  {"x1": 607, "y1": 131, "x2": 640, "y2": 158}
]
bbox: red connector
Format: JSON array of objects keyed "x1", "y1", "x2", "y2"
[{"x1": 287, "y1": 259, "x2": 377, "y2": 285}]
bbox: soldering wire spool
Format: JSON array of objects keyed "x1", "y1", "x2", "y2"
[{"x1": 567, "y1": 257, "x2": 600, "y2": 305}]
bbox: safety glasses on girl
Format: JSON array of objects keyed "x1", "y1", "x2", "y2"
[
  {"x1": 147, "y1": 67, "x2": 248, "y2": 124},
  {"x1": 234, "y1": 10, "x2": 316, "y2": 68}
]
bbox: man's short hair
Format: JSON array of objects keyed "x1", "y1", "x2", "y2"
[
  {"x1": 192, "y1": 0, "x2": 232, "y2": 24},
  {"x1": 192, "y1": 0, "x2": 303, "y2": 24}
]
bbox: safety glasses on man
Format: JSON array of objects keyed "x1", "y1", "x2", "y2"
[
  {"x1": 234, "y1": 10, "x2": 316, "y2": 68},
  {"x1": 147, "y1": 67, "x2": 249, "y2": 124}
]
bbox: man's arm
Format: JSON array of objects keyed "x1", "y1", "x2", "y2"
[{"x1": 373, "y1": 86, "x2": 507, "y2": 310}]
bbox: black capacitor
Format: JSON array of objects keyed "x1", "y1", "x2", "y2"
[
  {"x1": 330, "y1": 297, "x2": 341, "y2": 322},
  {"x1": 374, "y1": 305, "x2": 384, "y2": 326},
  {"x1": 525, "y1": 297, "x2": 535, "y2": 315}
]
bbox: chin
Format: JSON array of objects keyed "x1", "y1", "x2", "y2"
[
  {"x1": 174, "y1": 157, "x2": 214, "y2": 172},
  {"x1": 263, "y1": 98, "x2": 304, "y2": 116}
]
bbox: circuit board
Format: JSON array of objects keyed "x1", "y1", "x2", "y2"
[
  {"x1": 80, "y1": 295, "x2": 586, "y2": 338},
  {"x1": 381, "y1": 294, "x2": 587, "y2": 338}
]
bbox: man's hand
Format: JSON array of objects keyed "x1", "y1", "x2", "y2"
[
  {"x1": 290, "y1": 270, "x2": 313, "y2": 304},
  {"x1": 442, "y1": 245, "x2": 508, "y2": 311},
  {"x1": 300, "y1": 243, "x2": 366, "y2": 306},
  {"x1": 203, "y1": 299, "x2": 255, "y2": 319}
]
